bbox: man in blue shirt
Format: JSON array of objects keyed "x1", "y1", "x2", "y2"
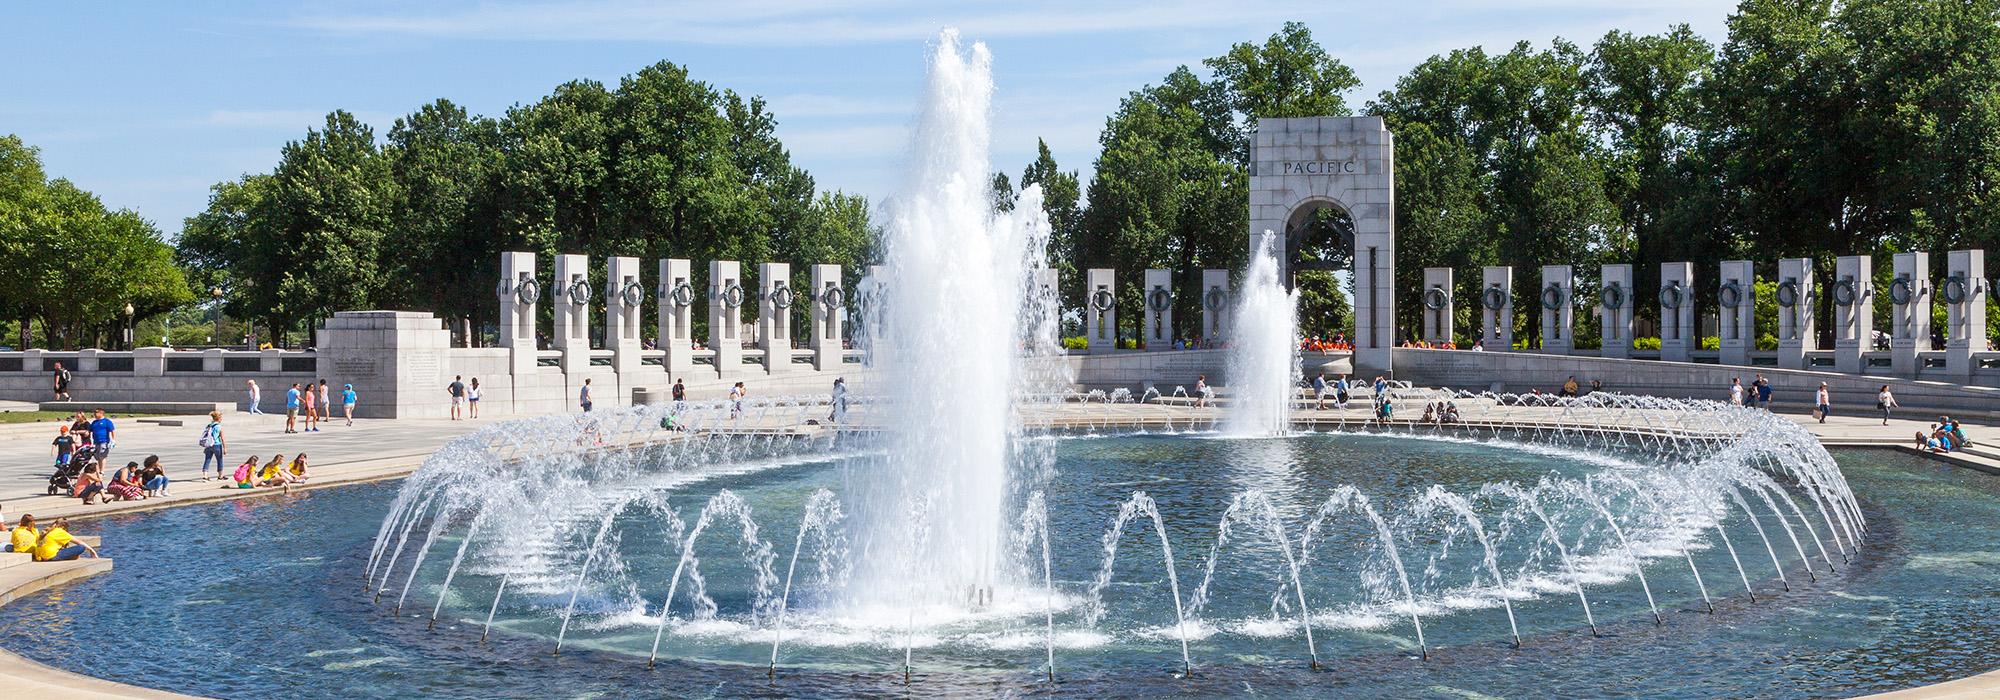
[
  {"x1": 341, "y1": 384, "x2": 358, "y2": 426},
  {"x1": 285, "y1": 383, "x2": 302, "y2": 433},
  {"x1": 89, "y1": 409, "x2": 115, "y2": 459}
]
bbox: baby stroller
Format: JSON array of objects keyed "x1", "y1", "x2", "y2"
[{"x1": 48, "y1": 445, "x2": 94, "y2": 495}]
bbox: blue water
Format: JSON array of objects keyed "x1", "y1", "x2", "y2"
[{"x1": 2, "y1": 437, "x2": 1998, "y2": 699}]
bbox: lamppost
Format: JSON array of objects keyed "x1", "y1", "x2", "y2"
[
  {"x1": 122, "y1": 303, "x2": 134, "y2": 350},
  {"x1": 211, "y1": 286, "x2": 224, "y2": 348}
]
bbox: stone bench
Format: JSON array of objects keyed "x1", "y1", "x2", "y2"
[{"x1": 39, "y1": 401, "x2": 231, "y2": 415}]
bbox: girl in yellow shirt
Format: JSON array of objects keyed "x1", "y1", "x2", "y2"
[{"x1": 6, "y1": 514, "x2": 37, "y2": 553}]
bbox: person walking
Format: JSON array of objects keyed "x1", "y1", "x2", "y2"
[
  {"x1": 301, "y1": 379, "x2": 320, "y2": 432},
  {"x1": 285, "y1": 383, "x2": 302, "y2": 433},
  {"x1": 728, "y1": 381, "x2": 746, "y2": 419},
  {"x1": 1815, "y1": 382, "x2": 1831, "y2": 423},
  {"x1": 1729, "y1": 377, "x2": 1744, "y2": 406},
  {"x1": 671, "y1": 378, "x2": 686, "y2": 405},
  {"x1": 1193, "y1": 375, "x2": 1210, "y2": 408},
  {"x1": 341, "y1": 384, "x2": 357, "y2": 426},
  {"x1": 89, "y1": 409, "x2": 116, "y2": 460},
  {"x1": 1335, "y1": 374, "x2": 1351, "y2": 410},
  {"x1": 199, "y1": 411, "x2": 226, "y2": 481},
  {"x1": 579, "y1": 378, "x2": 594, "y2": 413},
  {"x1": 315, "y1": 380, "x2": 331, "y2": 431},
  {"x1": 466, "y1": 378, "x2": 481, "y2": 419},
  {"x1": 246, "y1": 379, "x2": 264, "y2": 415},
  {"x1": 1312, "y1": 372, "x2": 1328, "y2": 410},
  {"x1": 51, "y1": 362, "x2": 71, "y2": 401},
  {"x1": 1878, "y1": 385, "x2": 1898, "y2": 425},
  {"x1": 447, "y1": 376, "x2": 466, "y2": 420}
]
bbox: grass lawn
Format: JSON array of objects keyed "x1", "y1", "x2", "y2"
[{"x1": 0, "y1": 410, "x2": 160, "y2": 424}]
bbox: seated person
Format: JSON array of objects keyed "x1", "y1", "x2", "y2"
[
  {"x1": 1918, "y1": 430, "x2": 1948, "y2": 453},
  {"x1": 140, "y1": 455, "x2": 170, "y2": 498},
  {"x1": 288, "y1": 453, "x2": 310, "y2": 483},
  {"x1": 73, "y1": 463, "x2": 107, "y2": 504},
  {"x1": 1376, "y1": 398, "x2": 1395, "y2": 420},
  {"x1": 231, "y1": 456, "x2": 259, "y2": 489},
  {"x1": 32, "y1": 518, "x2": 98, "y2": 561},
  {"x1": 256, "y1": 455, "x2": 290, "y2": 487},
  {"x1": 1443, "y1": 402, "x2": 1462, "y2": 424},
  {"x1": 1949, "y1": 419, "x2": 1970, "y2": 447},
  {"x1": 6, "y1": 515, "x2": 36, "y2": 553},
  {"x1": 104, "y1": 462, "x2": 145, "y2": 501},
  {"x1": 1421, "y1": 403, "x2": 1437, "y2": 423}
]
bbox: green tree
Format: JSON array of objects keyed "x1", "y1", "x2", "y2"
[
  {"x1": 385, "y1": 99, "x2": 505, "y2": 336},
  {"x1": 251, "y1": 110, "x2": 396, "y2": 341}
]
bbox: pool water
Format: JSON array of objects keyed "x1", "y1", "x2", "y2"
[{"x1": 2, "y1": 437, "x2": 1997, "y2": 699}]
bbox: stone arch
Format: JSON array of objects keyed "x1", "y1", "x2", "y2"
[{"x1": 1249, "y1": 116, "x2": 1396, "y2": 372}]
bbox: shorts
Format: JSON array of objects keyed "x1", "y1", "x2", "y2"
[
  {"x1": 452, "y1": 396, "x2": 464, "y2": 406},
  {"x1": 287, "y1": 408, "x2": 299, "y2": 418},
  {"x1": 344, "y1": 402, "x2": 355, "y2": 410}
]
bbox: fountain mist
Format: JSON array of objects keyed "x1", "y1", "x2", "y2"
[{"x1": 1223, "y1": 232, "x2": 1299, "y2": 436}]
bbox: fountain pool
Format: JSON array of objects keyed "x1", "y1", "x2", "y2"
[{"x1": 4, "y1": 430, "x2": 1997, "y2": 698}]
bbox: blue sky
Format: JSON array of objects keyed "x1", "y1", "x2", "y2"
[{"x1": 2, "y1": 1, "x2": 1737, "y2": 238}]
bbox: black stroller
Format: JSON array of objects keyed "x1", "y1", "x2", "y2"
[{"x1": 48, "y1": 445, "x2": 95, "y2": 495}]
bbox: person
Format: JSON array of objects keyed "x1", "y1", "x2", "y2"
[
  {"x1": 230, "y1": 456, "x2": 258, "y2": 489},
  {"x1": 288, "y1": 453, "x2": 310, "y2": 483},
  {"x1": 1335, "y1": 374, "x2": 1351, "y2": 410},
  {"x1": 1312, "y1": 372, "x2": 1329, "y2": 410},
  {"x1": 1756, "y1": 375, "x2": 1774, "y2": 409},
  {"x1": 1728, "y1": 377, "x2": 1744, "y2": 406},
  {"x1": 829, "y1": 377, "x2": 848, "y2": 423},
  {"x1": 285, "y1": 383, "x2": 302, "y2": 433},
  {"x1": 1877, "y1": 385, "x2": 1897, "y2": 425},
  {"x1": 1590, "y1": 379, "x2": 1603, "y2": 395},
  {"x1": 6, "y1": 515, "x2": 37, "y2": 553},
  {"x1": 246, "y1": 379, "x2": 264, "y2": 415},
  {"x1": 580, "y1": 378, "x2": 595, "y2": 413},
  {"x1": 341, "y1": 384, "x2": 357, "y2": 426},
  {"x1": 69, "y1": 411, "x2": 93, "y2": 447},
  {"x1": 73, "y1": 463, "x2": 106, "y2": 504},
  {"x1": 302, "y1": 379, "x2": 321, "y2": 432},
  {"x1": 727, "y1": 381, "x2": 745, "y2": 419},
  {"x1": 1948, "y1": 418, "x2": 1971, "y2": 447},
  {"x1": 256, "y1": 454, "x2": 289, "y2": 487},
  {"x1": 1193, "y1": 375, "x2": 1210, "y2": 408},
  {"x1": 50, "y1": 424, "x2": 75, "y2": 471},
  {"x1": 1471, "y1": 339, "x2": 1484, "y2": 352},
  {"x1": 104, "y1": 461, "x2": 144, "y2": 501},
  {"x1": 1421, "y1": 402, "x2": 1437, "y2": 423},
  {"x1": 199, "y1": 410, "x2": 226, "y2": 481},
  {"x1": 33, "y1": 518, "x2": 97, "y2": 561},
  {"x1": 448, "y1": 376, "x2": 467, "y2": 420},
  {"x1": 465, "y1": 378, "x2": 480, "y2": 419},
  {"x1": 671, "y1": 378, "x2": 686, "y2": 404},
  {"x1": 1376, "y1": 396, "x2": 1395, "y2": 421},
  {"x1": 89, "y1": 409, "x2": 116, "y2": 460},
  {"x1": 1815, "y1": 382, "x2": 1832, "y2": 423},
  {"x1": 51, "y1": 361, "x2": 72, "y2": 401},
  {"x1": 1372, "y1": 376, "x2": 1389, "y2": 408},
  {"x1": 315, "y1": 379, "x2": 332, "y2": 431},
  {"x1": 140, "y1": 455, "x2": 169, "y2": 497},
  {"x1": 1443, "y1": 401, "x2": 1462, "y2": 424},
  {"x1": 1561, "y1": 376, "x2": 1579, "y2": 398}
]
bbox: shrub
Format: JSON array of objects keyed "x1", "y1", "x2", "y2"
[
  {"x1": 1699, "y1": 336, "x2": 1720, "y2": 351},
  {"x1": 1061, "y1": 336, "x2": 1087, "y2": 350},
  {"x1": 1632, "y1": 337, "x2": 1662, "y2": 351},
  {"x1": 1756, "y1": 333, "x2": 1779, "y2": 351}
]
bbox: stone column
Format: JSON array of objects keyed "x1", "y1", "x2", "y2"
[
  {"x1": 1085, "y1": 268, "x2": 1117, "y2": 352},
  {"x1": 1422, "y1": 267, "x2": 1453, "y2": 345},
  {"x1": 498, "y1": 251, "x2": 538, "y2": 374},
  {"x1": 1718, "y1": 260, "x2": 1755, "y2": 366},
  {"x1": 1539, "y1": 265, "x2": 1574, "y2": 355},
  {"x1": 1776, "y1": 257, "x2": 1816, "y2": 370},
  {"x1": 606, "y1": 256, "x2": 644, "y2": 375},
  {"x1": 1201, "y1": 268, "x2": 1230, "y2": 345},
  {"x1": 316, "y1": 311, "x2": 451, "y2": 419},
  {"x1": 759, "y1": 262, "x2": 793, "y2": 374},
  {"x1": 1832, "y1": 255, "x2": 1874, "y2": 374},
  {"x1": 553, "y1": 253, "x2": 591, "y2": 374},
  {"x1": 1599, "y1": 264, "x2": 1634, "y2": 359},
  {"x1": 1480, "y1": 266, "x2": 1513, "y2": 350},
  {"x1": 810, "y1": 264, "x2": 844, "y2": 371},
  {"x1": 1142, "y1": 268, "x2": 1173, "y2": 350},
  {"x1": 708, "y1": 260, "x2": 744, "y2": 377},
  {"x1": 1945, "y1": 249, "x2": 1986, "y2": 378},
  {"x1": 1890, "y1": 252, "x2": 1931, "y2": 377},
  {"x1": 1659, "y1": 262, "x2": 1694, "y2": 363},
  {"x1": 658, "y1": 259, "x2": 695, "y2": 374}
]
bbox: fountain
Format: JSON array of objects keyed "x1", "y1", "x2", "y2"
[{"x1": 1222, "y1": 232, "x2": 1300, "y2": 436}]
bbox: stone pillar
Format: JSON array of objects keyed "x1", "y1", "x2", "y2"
[
  {"x1": 1085, "y1": 268, "x2": 1117, "y2": 352},
  {"x1": 1422, "y1": 267, "x2": 1453, "y2": 345},
  {"x1": 1201, "y1": 268, "x2": 1230, "y2": 345},
  {"x1": 1599, "y1": 264, "x2": 1634, "y2": 359},
  {"x1": 1539, "y1": 265, "x2": 1574, "y2": 355},
  {"x1": 606, "y1": 256, "x2": 644, "y2": 375},
  {"x1": 498, "y1": 251, "x2": 539, "y2": 374},
  {"x1": 316, "y1": 311, "x2": 451, "y2": 419},
  {"x1": 1659, "y1": 262, "x2": 1694, "y2": 363},
  {"x1": 1142, "y1": 268, "x2": 1173, "y2": 350},
  {"x1": 1890, "y1": 252, "x2": 1931, "y2": 377},
  {"x1": 1832, "y1": 255, "x2": 1874, "y2": 374},
  {"x1": 553, "y1": 253, "x2": 591, "y2": 374},
  {"x1": 1945, "y1": 249, "x2": 1986, "y2": 378},
  {"x1": 1718, "y1": 260, "x2": 1755, "y2": 366},
  {"x1": 1776, "y1": 257, "x2": 1816, "y2": 370},
  {"x1": 810, "y1": 264, "x2": 844, "y2": 371},
  {"x1": 658, "y1": 258, "x2": 695, "y2": 374},
  {"x1": 759, "y1": 262, "x2": 793, "y2": 374},
  {"x1": 1480, "y1": 266, "x2": 1513, "y2": 350},
  {"x1": 708, "y1": 260, "x2": 744, "y2": 376}
]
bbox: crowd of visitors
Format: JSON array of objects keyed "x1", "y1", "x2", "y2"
[{"x1": 1917, "y1": 417, "x2": 1972, "y2": 453}]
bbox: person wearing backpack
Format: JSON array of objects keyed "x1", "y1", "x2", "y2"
[{"x1": 198, "y1": 411, "x2": 226, "y2": 481}]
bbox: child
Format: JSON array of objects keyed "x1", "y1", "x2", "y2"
[
  {"x1": 288, "y1": 453, "x2": 310, "y2": 483},
  {"x1": 257, "y1": 455, "x2": 289, "y2": 487},
  {"x1": 231, "y1": 456, "x2": 259, "y2": 489},
  {"x1": 50, "y1": 425, "x2": 74, "y2": 470}
]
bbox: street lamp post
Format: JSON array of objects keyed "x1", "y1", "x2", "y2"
[
  {"x1": 211, "y1": 286, "x2": 224, "y2": 349},
  {"x1": 122, "y1": 302, "x2": 134, "y2": 350}
]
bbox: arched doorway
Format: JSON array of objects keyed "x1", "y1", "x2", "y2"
[{"x1": 1285, "y1": 200, "x2": 1355, "y2": 341}]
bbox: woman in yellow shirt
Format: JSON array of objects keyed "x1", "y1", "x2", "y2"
[
  {"x1": 288, "y1": 453, "x2": 310, "y2": 483},
  {"x1": 33, "y1": 518, "x2": 97, "y2": 561},
  {"x1": 6, "y1": 514, "x2": 37, "y2": 553},
  {"x1": 257, "y1": 455, "x2": 289, "y2": 487}
]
